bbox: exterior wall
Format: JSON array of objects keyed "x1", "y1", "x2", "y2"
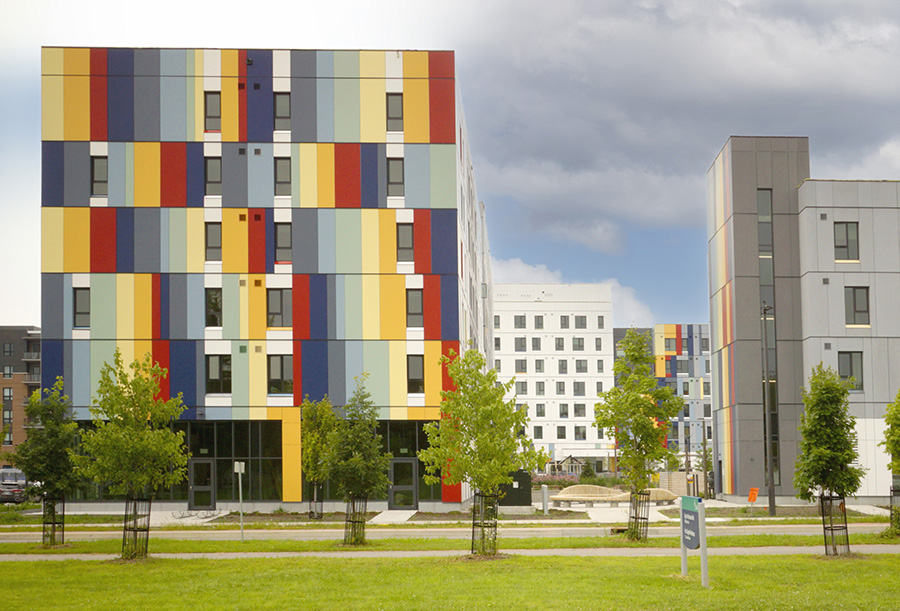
[
  {"x1": 0, "y1": 327, "x2": 41, "y2": 465},
  {"x1": 40, "y1": 48, "x2": 489, "y2": 504},
  {"x1": 493, "y1": 284, "x2": 614, "y2": 469}
]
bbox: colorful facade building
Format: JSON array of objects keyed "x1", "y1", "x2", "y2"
[
  {"x1": 0, "y1": 327, "x2": 42, "y2": 465},
  {"x1": 40, "y1": 47, "x2": 492, "y2": 509}
]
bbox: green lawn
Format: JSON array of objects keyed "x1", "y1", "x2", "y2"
[{"x1": 2, "y1": 555, "x2": 900, "y2": 610}]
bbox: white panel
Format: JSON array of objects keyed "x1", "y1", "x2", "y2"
[
  {"x1": 387, "y1": 196, "x2": 405, "y2": 209},
  {"x1": 385, "y1": 77, "x2": 403, "y2": 93},
  {"x1": 205, "y1": 395, "x2": 232, "y2": 406},
  {"x1": 90, "y1": 141, "x2": 108, "y2": 156},
  {"x1": 267, "y1": 395, "x2": 295, "y2": 407},
  {"x1": 204, "y1": 262, "x2": 223, "y2": 274},
  {"x1": 204, "y1": 328, "x2": 223, "y2": 341},
  {"x1": 204, "y1": 142, "x2": 222, "y2": 156},
  {"x1": 407, "y1": 394, "x2": 425, "y2": 407},
  {"x1": 273, "y1": 208, "x2": 292, "y2": 222},
  {"x1": 406, "y1": 328, "x2": 424, "y2": 341},
  {"x1": 266, "y1": 339, "x2": 293, "y2": 355},
  {"x1": 203, "y1": 130, "x2": 222, "y2": 142},
  {"x1": 405, "y1": 274, "x2": 423, "y2": 289},
  {"x1": 274, "y1": 196, "x2": 292, "y2": 208},
  {"x1": 72, "y1": 273, "x2": 91, "y2": 287},
  {"x1": 273, "y1": 142, "x2": 291, "y2": 157},
  {"x1": 204, "y1": 339, "x2": 231, "y2": 354},
  {"x1": 266, "y1": 329, "x2": 293, "y2": 342},
  {"x1": 274, "y1": 263, "x2": 293, "y2": 274},
  {"x1": 203, "y1": 50, "x2": 221, "y2": 76},
  {"x1": 385, "y1": 51, "x2": 403, "y2": 78},
  {"x1": 204, "y1": 208, "x2": 223, "y2": 221},
  {"x1": 385, "y1": 143, "x2": 404, "y2": 157},
  {"x1": 272, "y1": 51, "x2": 291, "y2": 78},
  {"x1": 395, "y1": 209, "x2": 414, "y2": 223},
  {"x1": 204, "y1": 195, "x2": 223, "y2": 208},
  {"x1": 89, "y1": 197, "x2": 109, "y2": 207},
  {"x1": 407, "y1": 340, "x2": 425, "y2": 355},
  {"x1": 386, "y1": 132, "x2": 405, "y2": 144},
  {"x1": 204, "y1": 274, "x2": 223, "y2": 287},
  {"x1": 273, "y1": 131, "x2": 291, "y2": 142},
  {"x1": 396, "y1": 262, "x2": 415, "y2": 275},
  {"x1": 273, "y1": 77, "x2": 291, "y2": 92},
  {"x1": 266, "y1": 274, "x2": 292, "y2": 289},
  {"x1": 71, "y1": 329, "x2": 90, "y2": 340}
]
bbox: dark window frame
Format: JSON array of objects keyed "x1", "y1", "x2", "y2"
[
  {"x1": 406, "y1": 289, "x2": 424, "y2": 328},
  {"x1": 834, "y1": 221, "x2": 859, "y2": 261},
  {"x1": 267, "y1": 354, "x2": 294, "y2": 395},
  {"x1": 274, "y1": 157, "x2": 292, "y2": 196},
  {"x1": 397, "y1": 223, "x2": 414, "y2": 262},
  {"x1": 91, "y1": 156, "x2": 108, "y2": 196},
  {"x1": 73, "y1": 287, "x2": 91, "y2": 328},
  {"x1": 838, "y1": 351, "x2": 863, "y2": 390},
  {"x1": 407, "y1": 355, "x2": 425, "y2": 394},
  {"x1": 205, "y1": 222, "x2": 222, "y2": 262},
  {"x1": 274, "y1": 223, "x2": 292, "y2": 263},
  {"x1": 274, "y1": 92, "x2": 291, "y2": 131},
  {"x1": 267, "y1": 289, "x2": 293, "y2": 328},
  {"x1": 386, "y1": 92, "x2": 403, "y2": 131},
  {"x1": 206, "y1": 354, "x2": 232, "y2": 394},
  {"x1": 845, "y1": 286, "x2": 870, "y2": 325},
  {"x1": 387, "y1": 158, "x2": 404, "y2": 196},
  {"x1": 205, "y1": 91, "x2": 222, "y2": 131},
  {"x1": 205, "y1": 288, "x2": 223, "y2": 328},
  {"x1": 205, "y1": 157, "x2": 222, "y2": 196}
]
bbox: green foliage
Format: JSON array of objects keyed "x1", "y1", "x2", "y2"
[
  {"x1": 879, "y1": 388, "x2": 900, "y2": 475},
  {"x1": 794, "y1": 363, "x2": 866, "y2": 502},
  {"x1": 594, "y1": 329, "x2": 683, "y2": 494},
  {"x1": 73, "y1": 350, "x2": 189, "y2": 497},
  {"x1": 4, "y1": 378, "x2": 79, "y2": 499},
  {"x1": 665, "y1": 453, "x2": 683, "y2": 472},
  {"x1": 418, "y1": 348, "x2": 548, "y2": 496},
  {"x1": 300, "y1": 395, "x2": 338, "y2": 486},
  {"x1": 579, "y1": 464, "x2": 596, "y2": 482}
]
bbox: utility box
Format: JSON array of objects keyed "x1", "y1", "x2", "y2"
[{"x1": 499, "y1": 470, "x2": 532, "y2": 506}]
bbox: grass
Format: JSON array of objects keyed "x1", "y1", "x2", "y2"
[
  {"x1": 2, "y1": 555, "x2": 900, "y2": 610},
  {"x1": 658, "y1": 505, "x2": 873, "y2": 519}
]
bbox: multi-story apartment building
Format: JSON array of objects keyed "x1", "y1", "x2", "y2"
[
  {"x1": 40, "y1": 47, "x2": 492, "y2": 510},
  {"x1": 493, "y1": 284, "x2": 614, "y2": 472},
  {"x1": 0, "y1": 327, "x2": 41, "y2": 464},
  {"x1": 708, "y1": 135, "x2": 895, "y2": 502}
]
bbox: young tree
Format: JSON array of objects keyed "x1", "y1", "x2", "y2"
[
  {"x1": 73, "y1": 350, "x2": 189, "y2": 559},
  {"x1": 4, "y1": 378, "x2": 79, "y2": 546},
  {"x1": 300, "y1": 395, "x2": 337, "y2": 518},
  {"x1": 881, "y1": 388, "x2": 900, "y2": 528},
  {"x1": 326, "y1": 374, "x2": 391, "y2": 545},
  {"x1": 594, "y1": 328, "x2": 683, "y2": 540},
  {"x1": 418, "y1": 348, "x2": 548, "y2": 555}
]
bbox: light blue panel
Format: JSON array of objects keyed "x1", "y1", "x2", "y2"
[
  {"x1": 404, "y1": 144, "x2": 430, "y2": 208},
  {"x1": 159, "y1": 209, "x2": 170, "y2": 272},
  {"x1": 222, "y1": 273, "x2": 241, "y2": 339},
  {"x1": 363, "y1": 340, "x2": 389, "y2": 408},
  {"x1": 343, "y1": 274, "x2": 362, "y2": 340},
  {"x1": 316, "y1": 79, "x2": 334, "y2": 142},
  {"x1": 316, "y1": 51, "x2": 333, "y2": 78},
  {"x1": 90, "y1": 274, "x2": 117, "y2": 339},
  {"x1": 246, "y1": 142, "x2": 273, "y2": 207},
  {"x1": 90, "y1": 340, "x2": 117, "y2": 408},
  {"x1": 232, "y1": 406, "x2": 250, "y2": 420},
  {"x1": 429, "y1": 145, "x2": 457, "y2": 208},
  {"x1": 205, "y1": 407, "x2": 232, "y2": 420},
  {"x1": 317, "y1": 210, "x2": 336, "y2": 273},
  {"x1": 108, "y1": 142, "x2": 127, "y2": 207},
  {"x1": 185, "y1": 273, "x2": 205, "y2": 339},
  {"x1": 125, "y1": 143, "x2": 134, "y2": 207},
  {"x1": 61, "y1": 274, "x2": 73, "y2": 339},
  {"x1": 231, "y1": 340, "x2": 248, "y2": 410},
  {"x1": 333, "y1": 79, "x2": 359, "y2": 143},
  {"x1": 160, "y1": 49, "x2": 186, "y2": 76},
  {"x1": 71, "y1": 340, "x2": 91, "y2": 408},
  {"x1": 345, "y1": 340, "x2": 364, "y2": 398},
  {"x1": 334, "y1": 210, "x2": 361, "y2": 274},
  {"x1": 168, "y1": 208, "x2": 186, "y2": 273},
  {"x1": 160, "y1": 76, "x2": 187, "y2": 142},
  {"x1": 72, "y1": 407, "x2": 91, "y2": 420}
]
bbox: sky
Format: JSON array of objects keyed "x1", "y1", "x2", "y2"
[{"x1": 2, "y1": 0, "x2": 900, "y2": 328}]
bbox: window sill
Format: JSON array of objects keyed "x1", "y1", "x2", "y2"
[
  {"x1": 835, "y1": 259, "x2": 860, "y2": 264},
  {"x1": 846, "y1": 324, "x2": 871, "y2": 329}
]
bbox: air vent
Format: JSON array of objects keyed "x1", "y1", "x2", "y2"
[
  {"x1": 824, "y1": 343, "x2": 832, "y2": 350},
  {"x1": 253, "y1": 83, "x2": 260, "y2": 90},
  {"x1": 254, "y1": 148, "x2": 261, "y2": 155},
  {"x1": 254, "y1": 279, "x2": 262, "y2": 287},
  {"x1": 239, "y1": 279, "x2": 247, "y2": 286},
  {"x1": 239, "y1": 214, "x2": 246, "y2": 221},
  {"x1": 823, "y1": 278, "x2": 830, "y2": 285},
  {"x1": 239, "y1": 147, "x2": 246, "y2": 155},
  {"x1": 254, "y1": 214, "x2": 261, "y2": 221},
  {"x1": 255, "y1": 346, "x2": 262, "y2": 353},
  {"x1": 238, "y1": 83, "x2": 245, "y2": 90},
  {"x1": 239, "y1": 346, "x2": 247, "y2": 354},
  {"x1": 820, "y1": 213, "x2": 827, "y2": 220}
]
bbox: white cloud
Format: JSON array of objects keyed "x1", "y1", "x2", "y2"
[
  {"x1": 601, "y1": 278, "x2": 656, "y2": 328},
  {"x1": 491, "y1": 257, "x2": 563, "y2": 284}
]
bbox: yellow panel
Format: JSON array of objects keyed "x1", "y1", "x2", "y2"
[
  {"x1": 118, "y1": 340, "x2": 135, "y2": 370},
  {"x1": 221, "y1": 77, "x2": 239, "y2": 142},
  {"x1": 655, "y1": 355, "x2": 666, "y2": 378},
  {"x1": 42, "y1": 76, "x2": 64, "y2": 141},
  {"x1": 298, "y1": 144, "x2": 318, "y2": 207},
  {"x1": 360, "y1": 210, "x2": 379, "y2": 273},
  {"x1": 389, "y1": 341, "x2": 406, "y2": 407},
  {"x1": 63, "y1": 208, "x2": 91, "y2": 272},
  {"x1": 316, "y1": 144, "x2": 335, "y2": 207},
  {"x1": 359, "y1": 51, "x2": 385, "y2": 77},
  {"x1": 361, "y1": 275, "x2": 380, "y2": 340},
  {"x1": 133, "y1": 142, "x2": 161, "y2": 207},
  {"x1": 193, "y1": 50, "x2": 205, "y2": 141},
  {"x1": 267, "y1": 407, "x2": 283, "y2": 421},
  {"x1": 282, "y1": 435, "x2": 302, "y2": 502},
  {"x1": 41, "y1": 208, "x2": 64, "y2": 273},
  {"x1": 42, "y1": 47, "x2": 64, "y2": 75},
  {"x1": 283, "y1": 405, "x2": 301, "y2": 423},
  {"x1": 117, "y1": 274, "x2": 135, "y2": 340},
  {"x1": 134, "y1": 341, "x2": 152, "y2": 363},
  {"x1": 379, "y1": 210, "x2": 395, "y2": 273},
  {"x1": 249, "y1": 342, "x2": 266, "y2": 408},
  {"x1": 248, "y1": 274, "x2": 266, "y2": 340},
  {"x1": 425, "y1": 341, "x2": 441, "y2": 407},
  {"x1": 185, "y1": 209, "x2": 205, "y2": 272},
  {"x1": 249, "y1": 407, "x2": 267, "y2": 419},
  {"x1": 407, "y1": 407, "x2": 425, "y2": 420},
  {"x1": 283, "y1": 419, "x2": 301, "y2": 445},
  {"x1": 380, "y1": 275, "x2": 405, "y2": 340},
  {"x1": 133, "y1": 274, "x2": 153, "y2": 339},
  {"x1": 359, "y1": 78, "x2": 386, "y2": 143},
  {"x1": 63, "y1": 76, "x2": 90, "y2": 141},
  {"x1": 220, "y1": 49, "x2": 239, "y2": 77},
  {"x1": 63, "y1": 48, "x2": 90, "y2": 75},
  {"x1": 424, "y1": 407, "x2": 441, "y2": 420},
  {"x1": 403, "y1": 78, "x2": 430, "y2": 143},
  {"x1": 402, "y1": 51, "x2": 429, "y2": 78},
  {"x1": 222, "y1": 209, "x2": 249, "y2": 273}
]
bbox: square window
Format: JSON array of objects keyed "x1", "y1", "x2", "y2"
[
  {"x1": 575, "y1": 315, "x2": 586, "y2": 329},
  {"x1": 557, "y1": 426, "x2": 566, "y2": 440},
  {"x1": 274, "y1": 92, "x2": 291, "y2": 131},
  {"x1": 267, "y1": 354, "x2": 293, "y2": 394},
  {"x1": 494, "y1": 315, "x2": 500, "y2": 329},
  {"x1": 555, "y1": 338, "x2": 564, "y2": 351},
  {"x1": 574, "y1": 404, "x2": 586, "y2": 418},
  {"x1": 559, "y1": 404, "x2": 569, "y2": 418},
  {"x1": 515, "y1": 381, "x2": 527, "y2": 395},
  {"x1": 534, "y1": 315, "x2": 543, "y2": 330},
  {"x1": 834, "y1": 222, "x2": 859, "y2": 261},
  {"x1": 598, "y1": 315, "x2": 605, "y2": 329},
  {"x1": 595, "y1": 337, "x2": 602, "y2": 351},
  {"x1": 275, "y1": 223, "x2": 292, "y2": 262},
  {"x1": 845, "y1": 286, "x2": 870, "y2": 325},
  {"x1": 205, "y1": 288, "x2": 223, "y2": 327},
  {"x1": 535, "y1": 403, "x2": 545, "y2": 417},
  {"x1": 274, "y1": 157, "x2": 292, "y2": 196},
  {"x1": 532, "y1": 337, "x2": 541, "y2": 351},
  {"x1": 535, "y1": 359, "x2": 544, "y2": 373},
  {"x1": 386, "y1": 93, "x2": 403, "y2": 131},
  {"x1": 91, "y1": 156, "x2": 108, "y2": 196},
  {"x1": 536, "y1": 381, "x2": 545, "y2": 396},
  {"x1": 267, "y1": 289, "x2": 293, "y2": 327},
  {"x1": 576, "y1": 359, "x2": 587, "y2": 374},
  {"x1": 514, "y1": 315, "x2": 526, "y2": 329},
  {"x1": 558, "y1": 360, "x2": 568, "y2": 374},
  {"x1": 387, "y1": 158, "x2": 405, "y2": 196},
  {"x1": 574, "y1": 381, "x2": 585, "y2": 396},
  {"x1": 206, "y1": 354, "x2": 232, "y2": 394},
  {"x1": 533, "y1": 425, "x2": 543, "y2": 440},
  {"x1": 572, "y1": 338, "x2": 584, "y2": 351},
  {"x1": 205, "y1": 157, "x2": 222, "y2": 195},
  {"x1": 407, "y1": 355, "x2": 425, "y2": 393},
  {"x1": 838, "y1": 351, "x2": 863, "y2": 390},
  {"x1": 665, "y1": 338, "x2": 677, "y2": 352},
  {"x1": 406, "y1": 289, "x2": 424, "y2": 328},
  {"x1": 205, "y1": 91, "x2": 221, "y2": 131},
  {"x1": 575, "y1": 426, "x2": 586, "y2": 441},
  {"x1": 73, "y1": 287, "x2": 90, "y2": 328},
  {"x1": 515, "y1": 359, "x2": 527, "y2": 374},
  {"x1": 556, "y1": 381, "x2": 565, "y2": 395},
  {"x1": 677, "y1": 360, "x2": 688, "y2": 374},
  {"x1": 515, "y1": 337, "x2": 526, "y2": 352},
  {"x1": 596, "y1": 359, "x2": 604, "y2": 373},
  {"x1": 397, "y1": 223, "x2": 415, "y2": 262},
  {"x1": 560, "y1": 316, "x2": 569, "y2": 329}
]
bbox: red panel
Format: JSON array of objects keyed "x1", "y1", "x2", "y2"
[
  {"x1": 248, "y1": 208, "x2": 267, "y2": 273},
  {"x1": 89, "y1": 208, "x2": 117, "y2": 272},
  {"x1": 292, "y1": 340, "x2": 303, "y2": 407},
  {"x1": 152, "y1": 340, "x2": 170, "y2": 401},
  {"x1": 428, "y1": 51, "x2": 455, "y2": 78},
  {"x1": 334, "y1": 144, "x2": 361, "y2": 207},
  {"x1": 414, "y1": 209, "x2": 431, "y2": 274},
  {"x1": 676, "y1": 325, "x2": 683, "y2": 355},
  {"x1": 238, "y1": 50, "x2": 248, "y2": 142},
  {"x1": 160, "y1": 142, "x2": 186, "y2": 207},
  {"x1": 441, "y1": 481, "x2": 462, "y2": 503},
  {"x1": 423, "y1": 275, "x2": 441, "y2": 341},
  {"x1": 292, "y1": 274, "x2": 310, "y2": 340},
  {"x1": 441, "y1": 340, "x2": 459, "y2": 393},
  {"x1": 89, "y1": 49, "x2": 107, "y2": 142},
  {"x1": 151, "y1": 274, "x2": 161, "y2": 339},
  {"x1": 429, "y1": 78, "x2": 456, "y2": 144}
]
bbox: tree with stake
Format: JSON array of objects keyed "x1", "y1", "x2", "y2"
[
  {"x1": 795, "y1": 363, "x2": 865, "y2": 554},
  {"x1": 73, "y1": 350, "x2": 189, "y2": 559},
  {"x1": 300, "y1": 395, "x2": 337, "y2": 519},
  {"x1": 326, "y1": 374, "x2": 391, "y2": 545},
  {"x1": 594, "y1": 328, "x2": 683, "y2": 540},
  {"x1": 4, "y1": 378, "x2": 78, "y2": 546},
  {"x1": 418, "y1": 348, "x2": 548, "y2": 555}
]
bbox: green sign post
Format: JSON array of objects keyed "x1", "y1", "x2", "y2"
[{"x1": 680, "y1": 496, "x2": 709, "y2": 588}]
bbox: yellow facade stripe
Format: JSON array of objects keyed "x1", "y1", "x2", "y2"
[
  {"x1": 116, "y1": 275, "x2": 135, "y2": 340},
  {"x1": 133, "y1": 274, "x2": 153, "y2": 340},
  {"x1": 221, "y1": 77, "x2": 239, "y2": 142},
  {"x1": 378, "y1": 211, "x2": 395, "y2": 273},
  {"x1": 193, "y1": 50, "x2": 205, "y2": 141},
  {"x1": 118, "y1": 340, "x2": 136, "y2": 371},
  {"x1": 63, "y1": 76, "x2": 90, "y2": 141},
  {"x1": 403, "y1": 78, "x2": 430, "y2": 143},
  {"x1": 249, "y1": 407, "x2": 267, "y2": 420},
  {"x1": 63, "y1": 208, "x2": 91, "y2": 273},
  {"x1": 248, "y1": 274, "x2": 266, "y2": 341},
  {"x1": 655, "y1": 355, "x2": 666, "y2": 378},
  {"x1": 359, "y1": 209, "x2": 379, "y2": 273},
  {"x1": 379, "y1": 275, "x2": 406, "y2": 340},
  {"x1": 298, "y1": 144, "x2": 318, "y2": 207},
  {"x1": 220, "y1": 49, "x2": 239, "y2": 77},
  {"x1": 222, "y1": 209, "x2": 249, "y2": 274},
  {"x1": 316, "y1": 144, "x2": 335, "y2": 207},
  {"x1": 63, "y1": 48, "x2": 90, "y2": 75},
  {"x1": 389, "y1": 341, "x2": 406, "y2": 409},
  {"x1": 134, "y1": 341, "x2": 152, "y2": 364},
  {"x1": 359, "y1": 51, "x2": 385, "y2": 78},
  {"x1": 402, "y1": 51, "x2": 429, "y2": 78},
  {"x1": 42, "y1": 208, "x2": 64, "y2": 273},
  {"x1": 267, "y1": 407, "x2": 283, "y2": 421},
  {"x1": 361, "y1": 275, "x2": 380, "y2": 340},
  {"x1": 185, "y1": 209, "x2": 205, "y2": 273},
  {"x1": 282, "y1": 439, "x2": 302, "y2": 502},
  {"x1": 359, "y1": 79, "x2": 386, "y2": 143},
  {"x1": 424, "y1": 341, "x2": 441, "y2": 407},
  {"x1": 133, "y1": 142, "x2": 161, "y2": 207},
  {"x1": 423, "y1": 407, "x2": 441, "y2": 420},
  {"x1": 42, "y1": 76, "x2": 64, "y2": 141},
  {"x1": 42, "y1": 47, "x2": 64, "y2": 75},
  {"x1": 408, "y1": 407, "x2": 425, "y2": 420}
]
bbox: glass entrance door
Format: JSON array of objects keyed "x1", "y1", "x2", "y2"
[
  {"x1": 188, "y1": 458, "x2": 216, "y2": 510},
  {"x1": 388, "y1": 458, "x2": 418, "y2": 510}
]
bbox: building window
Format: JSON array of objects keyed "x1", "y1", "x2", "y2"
[
  {"x1": 407, "y1": 355, "x2": 425, "y2": 393},
  {"x1": 515, "y1": 359, "x2": 527, "y2": 374},
  {"x1": 533, "y1": 426, "x2": 543, "y2": 440},
  {"x1": 555, "y1": 338, "x2": 564, "y2": 351},
  {"x1": 206, "y1": 355, "x2": 232, "y2": 394},
  {"x1": 677, "y1": 360, "x2": 688, "y2": 374},
  {"x1": 204, "y1": 157, "x2": 222, "y2": 196},
  {"x1": 597, "y1": 359, "x2": 604, "y2": 373},
  {"x1": 559, "y1": 404, "x2": 569, "y2": 418},
  {"x1": 576, "y1": 359, "x2": 587, "y2": 374},
  {"x1": 596, "y1": 381, "x2": 603, "y2": 394},
  {"x1": 73, "y1": 287, "x2": 90, "y2": 328},
  {"x1": 2, "y1": 366, "x2": 11, "y2": 379},
  {"x1": 574, "y1": 381, "x2": 585, "y2": 396},
  {"x1": 406, "y1": 289, "x2": 424, "y2": 328},
  {"x1": 205, "y1": 288, "x2": 223, "y2": 327},
  {"x1": 2, "y1": 388, "x2": 11, "y2": 402},
  {"x1": 532, "y1": 337, "x2": 541, "y2": 351},
  {"x1": 706, "y1": 360, "x2": 711, "y2": 373},
  {"x1": 397, "y1": 223, "x2": 414, "y2": 262},
  {"x1": 575, "y1": 426, "x2": 586, "y2": 441},
  {"x1": 91, "y1": 156, "x2": 108, "y2": 196},
  {"x1": 267, "y1": 289, "x2": 292, "y2": 327},
  {"x1": 204, "y1": 92, "x2": 221, "y2": 131},
  {"x1": 494, "y1": 337, "x2": 500, "y2": 351},
  {"x1": 598, "y1": 315, "x2": 605, "y2": 329},
  {"x1": 683, "y1": 382, "x2": 689, "y2": 395},
  {"x1": 557, "y1": 426, "x2": 566, "y2": 440},
  {"x1": 845, "y1": 287, "x2": 870, "y2": 325},
  {"x1": 386, "y1": 93, "x2": 403, "y2": 131},
  {"x1": 572, "y1": 338, "x2": 584, "y2": 351},
  {"x1": 2, "y1": 343, "x2": 11, "y2": 356},
  {"x1": 575, "y1": 316, "x2": 586, "y2": 329},
  {"x1": 682, "y1": 338, "x2": 688, "y2": 352},
  {"x1": 275, "y1": 223, "x2": 292, "y2": 262},
  {"x1": 494, "y1": 315, "x2": 500, "y2": 329},
  {"x1": 560, "y1": 316, "x2": 569, "y2": 329},
  {"x1": 387, "y1": 158, "x2": 404, "y2": 196},
  {"x1": 703, "y1": 381, "x2": 710, "y2": 396},
  {"x1": 558, "y1": 360, "x2": 568, "y2": 374},
  {"x1": 494, "y1": 360, "x2": 500, "y2": 372},
  {"x1": 267, "y1": 355, "x2": 293, "y2": 394},
  {"x1": 535, "y1": 403, "x2": 545, "y2": 418},
  {"x1": 665, "y1": 338, "x2": 677, "y2": 352},
  {"x1": 535, "y1": 359, "x2": 544, "y2": 373},
  {"x1": 205, "y1": 222, "x2": 222, "y2": 261},
  {"x1": 556, "y1": 381, "x2": 565, "y2": 395},
  {"x1": 515, "y1": 337, "x2": 526, "y2": 352},
  {"x1": 514, "y1": 315, "x2": 526, "y2": 329},
  {"x1": 834, "y1": 222, "x2": 859, "y2": 261},
  {"x1": 574, "y1": 404, "x2": 586, "y2": 418},
  {"x1": 701, "y1": 338, "x2": 709, "y2": 352},
  {"x1": 536, "y1": 381, "x2": 545, "y2": 396},
  {"x1": 535, "y1": 315, "x2": 543, "y2": 329},
  {"x1": 595, "y1": 337, "x2": 602, "y2": 351},
  {"x1": 274, "y1": 157, "x2": 292, "y2": 196},
  {"x1": 838, "y1": 351, "x2": 863, "y2": 390},
  {"x1": 274, "y1": 92, "x2": 291, "y2": 131},
  {"x1": 704, "y1": 404, "x2": 711, "y2": 418},
  {"x1": 515, "y1": 381, "x2": 527, "y2": 395}
]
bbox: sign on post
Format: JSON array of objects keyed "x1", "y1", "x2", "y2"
[
  {"x1": 748, "y1": 487, "x2": 759, "y2": 517},
  {"x1": 680, "y1": 496, "x2": 709, "y2": 588},
  {"x1": 234, "y1": 461, "x2": 246, "y2": 542}
]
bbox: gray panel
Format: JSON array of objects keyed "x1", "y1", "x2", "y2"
[
  {"x1": 326, "y1": 275, "x2": 337, "y2": 339},
  {"x1": 246, "y1": 143, "x2": 273, "y2": 207},
  {"x1": 290, "y1": 50, "x2": 317, "y2": 77},
  {"x1": 133, "y1": 49, "x2": 160, "y2": 76},
  {"x1": 159, "y1": 49, "x2": 187, "y2": 76},
  {"x1": 133, "y1": 209, "x2": 161, "y2": 273},
  {"x1": 292, "y1": 209, "x2": 318, "y2": 273},
  {"x1": 41, "y1": 274, "x2": 64, "y2": 340},
  {"x1": 168, "y1": 274, "x2": 188, "y2": 339},
  {"x1": 327, "y1": 340, "x2": 346, "y2": 406},
  {"x1": 729, "y1": 150, "x2": 757, "y2": 215},
  {"x1": 108, "y1": 142, "x2": 127, "y2": 206},
  {"x1": 291, "y1": 78, "x2": 317, "y2": 142},
  {"x1": 160, "y1": 76, "x2": 187, "y2": 142},
  {"x1": 63, "y1": 142, "x2": 89, "y2": 206},
  {"x1": 133, "y1": 76, "x2": 161, "y2": 141},
  {"x1": 186, "y1": 274, "x2": 205, "y2": 339},
  {"x1": 222, "y1": 143, "x2": 248, "y2": 207}
]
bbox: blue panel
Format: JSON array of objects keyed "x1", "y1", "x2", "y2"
[
  {"x1": 107, "y1": 48, "x2": 134, "y2": 76},
  {"x1": 107, "y1": 76, "x2": 134, "y2": 142},
  {"x1": 169, "y1": 340, "x2": 197, "y2": 409},
  {"x1": 687, "y1": 324, "x2": 694, "y2": 356},
  {"x1": 265, "y1": 209, "x2": 275, "y2": 273},
  {"x1": 404, "y1": 144, "x2": 430, "y2": 208},
  {"x1": 302, "y1": 340, "x2": 328, "y2": 402},
  {"x1": 116, "y1": 207, "x2": 134, "y2": 273},
  {"x1": 160, "y1": 273, "x2": 170, "y2": 340},
  {"x1": 246, "y1": 49, "x2": 273, "y2": 78},
  {"x1": 430, "y1": 210, "x2": 457, "y2": 274},
  {"x1": 440, "y1": 275, "x2": 459, "y2": 340},
  {"x1": 185, "y1": 142, "x2": 205, "y2": 207},
  {"x1": 42, "y1": 142, "x2": 64, "y2": 206},
  {"x1": 360, "y1": 143, "x2": 379, "y2": 208},
  {"x1": 309, "y1": 274, "x2": 328, "y2": 340},
  {"x1": 247, "y1": 77, "x2": 273, "y2": 142},
  {"x1": 41, "y1": 340, "x2": 64, "y2": 392}
]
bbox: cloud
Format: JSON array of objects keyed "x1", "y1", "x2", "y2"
[
  {"x1": 491, "y1": 257, "x2": 563, "y2": 284},
  {"x1": 601, "y1": 278, "x2": 656, "y2": 328}
]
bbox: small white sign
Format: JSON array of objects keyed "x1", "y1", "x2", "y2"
[{"x1": 233, "y1": 461, "x2": 246, "y2": 474}]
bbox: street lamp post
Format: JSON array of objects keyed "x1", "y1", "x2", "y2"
[{"x1": 761, "y1": 301, "x2": 776, "y2": 516}]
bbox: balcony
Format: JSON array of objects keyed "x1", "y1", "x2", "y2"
[
  {"x1": 22, "y1": 352, "x2": 41, "y2": 361},
  {"x1": 24, "y1": 374, "x2": 41, "y2": 384}
]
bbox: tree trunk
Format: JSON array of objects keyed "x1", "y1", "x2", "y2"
[
  {"x1": 343, "y1": 495, "x2": 367, "y2": 545},
  {"x1": 471, "y1": 492, "x2": 500, "y2": 555},
  {"x1": 626, "y1": 490, "x2": 650, "y2": 541},
  {"x1": 42, "y1": 496, "x2": 65, "y2": 547},
  {"x1": 122, "y1": 496, "x2": 152, "y2": 559}
]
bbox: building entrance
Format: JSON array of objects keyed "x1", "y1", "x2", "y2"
[
  {"x1": 188, "y1": 458, "x2": 216, "y2": 510},
  {"x1": 388, "y1": 458, "x2": 418, "y2": 510}
]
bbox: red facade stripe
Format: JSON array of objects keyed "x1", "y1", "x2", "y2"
[
  {"x1": 423, "y1": 275, "x2": 441, "y2": 341},
  {"x1": 334, "y1": 144, "x2": 361, "y2": 207},
  {"x1": 428, "y1": 51, "x2": 455, "y2": 79},
  {"x1": 160, "y1": 142, "x2": 186, "y2": 207},
  {"x1": 428, "y1": 78, "x2": 456, "y2": 144},
  {"x1": 676, "y1": 325, "x2": 683, "y2": 355},
  {"x1": 89, "y1": 208, "x2": 117, "y2": 272},
  {"x1": 89, "y1": 49, "x2": 107, "y2": 142},
  {"x1": 441, "y1": 340, "x2": 459, "y2": 393},
  {"x1": 414, "y1": 209, "x2": 431, "y2": 274},
  {"x1": 292, "y1": 274, "x2": 311, "y2": 340},
  {"x1": 152, "y1": 340, "x2": 170, "y2": 401},
  {"x1": 248, "y1": 208, "x2": 267, "y2": 273}
]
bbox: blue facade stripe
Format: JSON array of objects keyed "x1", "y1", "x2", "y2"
[
  {"x1": 431, "y1": 210, "x2": 457, "y2": 274},
  {"x1": 360, "y1": 143, "x2": 379, "y2": 208},
  {"x1": 169, "y1": 340, "x2": 197, "y2": 409},
  {"x1": 246, "y1": 49, "x2": 273, "y2": 78},
  {"x1": 309, "y1": 274, "x2": 328, "y2": 340},
  {"x1": 302, "y1": 340, "x2": 328, "y2": 402},
  {"x1": 440, "y1": 275, "x2": 459, "y2": 340},
  {"x1": 107, "y1": 48, "x2": 134, "y2": 76},
  {"x1": 247, "y1": 77, "x2": 273, "y2": 142},
  {"x1": 107, "y1": 76, "x2": 134, "y2": 142},
  {"x1": 185, "y1": 142, "x2": 205, "y2": 206},
  {"x1": 115, "y1": 207, "x2": 134, "y2": 272},
  {"x1": 40, "y1": 340, "x2": 64, "y2": 391},
  {"x1": 42, "y1": 142, "x2": 64, "y2": 206}
]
